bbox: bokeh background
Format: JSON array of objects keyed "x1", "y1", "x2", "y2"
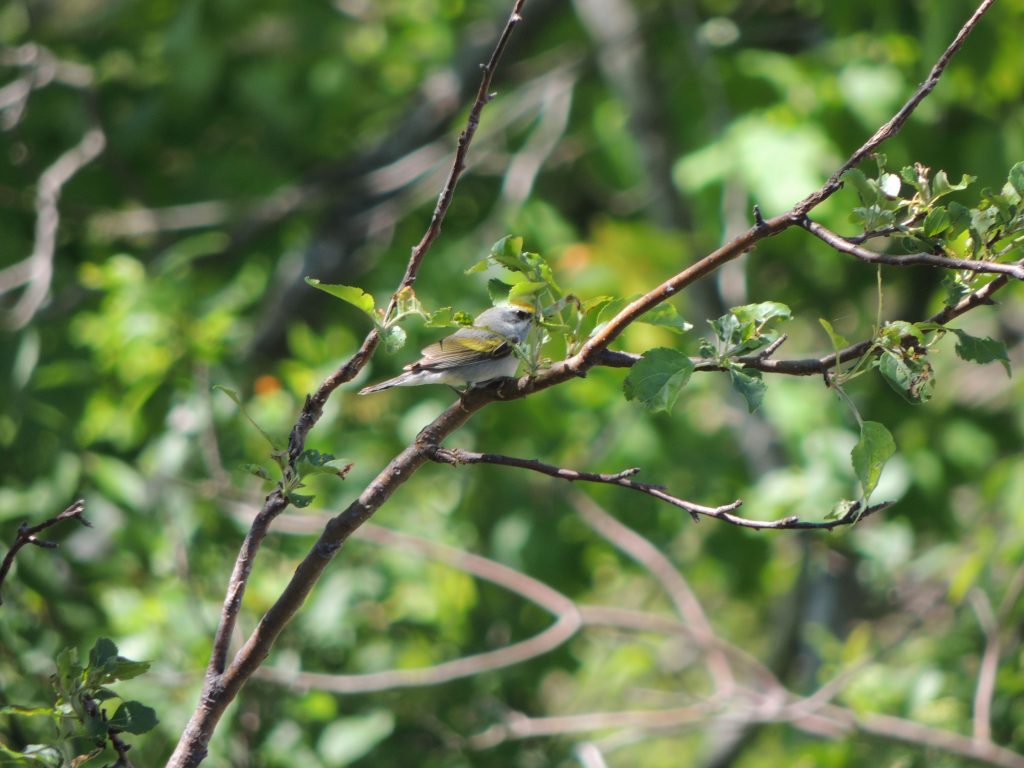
[{"x1": 2, "y1": 0, "x2": 1024, "y2": 765}]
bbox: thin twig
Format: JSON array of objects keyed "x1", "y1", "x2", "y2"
[
  {"x1": 0, "y1": 500, "x2": 89, "y2": 605},
  {"x1": 801, "y1": 217, "x2": 1024, "y2": 280},
  {"x1": 430, "y1": 446, "x2": 889, "y2": 531},
  {"x1": 82, "y1": 694, "x2": 135, "y2": 768},
  {"x1": 429, "y1": 445, "x2": 740, "y2": 522},
  {"x1": 792, "y1": 0, "x2": 997, "y2": 215},
  {"x1": 387, "y1": 0, "x2": 527, "y2": 317}
]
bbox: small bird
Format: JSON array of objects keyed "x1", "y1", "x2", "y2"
[{"x1": 358, "y1": 304, "x2": 535, "y2": 394}]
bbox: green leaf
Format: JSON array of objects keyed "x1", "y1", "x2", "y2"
[
  {"x1": 104, "y1": 659, "x2": 150, "y2": 683},
  {"x1": 851, "y1": 421, "x2": 896, "y2": 500},
  {"x1": 0, "y1": 706, "x2": 56, "y2": 718},
  {"x1": 288, "y1": 492, "x2": 315, "y2": 508},
  {"x1": 623, "y1": 348, "x2": 695, "y2": 413},
  {"x1": 243, "y1": 463, "x2": 272, "y2": 480},
  {"x1": 108, "y1": 700, "x2": 159, "y2": 735},
  {"x1": 879, "y1": 320, "x2": 924, "y2": 346},
  {"x1": 423, "y1": 307, "x2": 472, "y2": 328},
  {"x1": 507, "y1": 280, "x2": 548, "y2": 300},
  {"x1": 318, "y1": 710, "x2": 395, "y2": 765},
  {"x1": 710, "y1": 302, "x2": 791, "y2": 356},
  {"x1": 54, "y1": 647, "x2": 81, "y2": 690},
  {"x1": 879, "y1": 172, "x2": 901, "y2": 199},
  {"x1": 819, "y1": 317, "x2": 848, "y2": 351},
  {"x1": 878, "y1": 352, "x2": 934, "y2": 404},
  {"x1": 941, "y1": 274, "x2": 971, "y2": 307},
  {"x1": 844, "y1": 168, "x2": 877, "y2": 206},
  {"x1": 946, "y1": 201, "x2": 972, "y2": 237},
  {"x1": 305, "y1": 278, "x2": 377, "y2": 321},
  {"x1": 296, "y1": 450, "x2": 351, "y2": 478},
  {"x1": 728, "y1": 368, "x2": 766, "y2": 413},
  {"x1": 213, "y1": 386, "x2": 281, "y2": 450},
  {"x1": 89, "y1": 638, "x2": 119, "y2": 669},
  {"x1": 489, "y1": 235, "x2": 525, "y2": 271},
  {"x1": 732, "y1": 301, "x2": 792, "y2": 325},
  {"x1": 826, "y1": 498, "x2": 860, "y2": 521},
  {"x1": 931, "y1": 169, "x2": 974, "y2": 200},
  {"x1": 952, "y1": 329, "x2": 1011, "y2": 376},
  {"x1": 922, "y1": 206, "x2": 951, "y2": 237},
  {"x1": 381, "y1": 324, "x2": 406, "y2": 354},
  {"x1": 1008, "y1": 161, "x2": 1024, "y2": 198},
  {"x1": 465, "y1": 258, "x2": 490, "y2": 274},
  {"x1": 487, "y1": 279, "x2": 514, "y2": 304},
  {"x1": 637, "y1": 303, "x2": 693, "y2": 333},
  {"x1": 0, "y1": 742, "x2": 62, "y2": 766}
]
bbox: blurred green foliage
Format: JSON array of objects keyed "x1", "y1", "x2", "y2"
[{"x1": 2, "y1": 0, "x2": 1024, "y2": 765}]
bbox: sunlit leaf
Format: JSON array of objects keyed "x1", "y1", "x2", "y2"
[
  {"x1": 728, "y1": 368, "x2": 766, "y2": 413},
  {"x1": 623, "y1": 348, "x2": 694, "y2": 413},
  {"x1": 305, "y1": 278, "x2": 377, "y2": 321},
  {"x1": 951, "y1": 329, "x2": 1011, "y2": 376},
  {"x1": 851, "y1": 420, "x2": 896, "y2": 500}
]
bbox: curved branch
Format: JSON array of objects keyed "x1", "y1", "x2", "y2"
[{"x1": 256, "y1": 522, "x2": 580, "y2": 693}]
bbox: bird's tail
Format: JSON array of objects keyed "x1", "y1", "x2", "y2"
[{"x1": 358, "y1": 372, "x2": 413, "y2": 395}]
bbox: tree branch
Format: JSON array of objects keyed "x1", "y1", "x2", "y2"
[
  {"x1": 800, "y1": 217, "x2": 1024, "y2": 280},
  {"x1": 3, "y1": 127, "x2": 106, "y2": 329},
  {"x1": 430, "y1": 445, "x2": 889, "y2": 530},
  {"x1": 0, "y1": 500, "x2": 89, "y2": 605},
  {"x1": 168, "y1": 4, "x2": 531, "y2": 764},
  {"x1": 170, "y1": 1, "x2": 1001, "y2": 762}
]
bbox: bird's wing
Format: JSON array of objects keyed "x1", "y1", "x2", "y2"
[{"x1": 408, "y1": 328, "x2": 510, "y2": 372}]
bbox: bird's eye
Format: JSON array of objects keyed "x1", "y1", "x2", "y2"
[{"x1": 514, "y1": 309, "x2": 532, "y2": 320}]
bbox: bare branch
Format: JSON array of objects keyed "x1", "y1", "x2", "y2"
[
  {"x1": 0, "y1": 500, "x2": 89, "y2": 605},
  {"x1": 255, "y1": 522, "x2": 580, "y2": 693},
  {"x1": 569, "y1": 493, "x2": 735, "y2": 694},
  {"x1": 792, "y1": 0, "x2": 997, "y2": 214},
  {"x1": 430, "y1": 445, "x2": 889, "y2": 531},
  {"x1": 388, "y1": 0, "x2": 527, "y2": 317},
  {"x1": 3, "y1": 127, "x2": 106, "y2": 329},
  {"x1": 801, "y1": 217, "x2": 1024, "y2": 280},
  {"x1": 430, "y1": 445, "x2": 741, "y2": 522}
]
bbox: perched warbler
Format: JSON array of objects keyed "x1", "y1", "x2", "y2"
[{"x1": 358, "y1": 304, "x2": 535, "y2": 394}]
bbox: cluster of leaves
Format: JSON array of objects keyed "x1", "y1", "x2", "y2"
[
  {"x1": 307, "y1": 235, "x2": 692, "y2": 376},
  {"x1": 0, "y1": 639, "x2": 156, "y2": 767},
  {"x1": 846, "y1": 157, "x2": 1024, "y2": 304},
  {"x1": 624, "y1": 302, "x2": 790, "y2": 415},
  {"x1": 215, "y1": 386, "x2": 351, "y2": 509}
]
